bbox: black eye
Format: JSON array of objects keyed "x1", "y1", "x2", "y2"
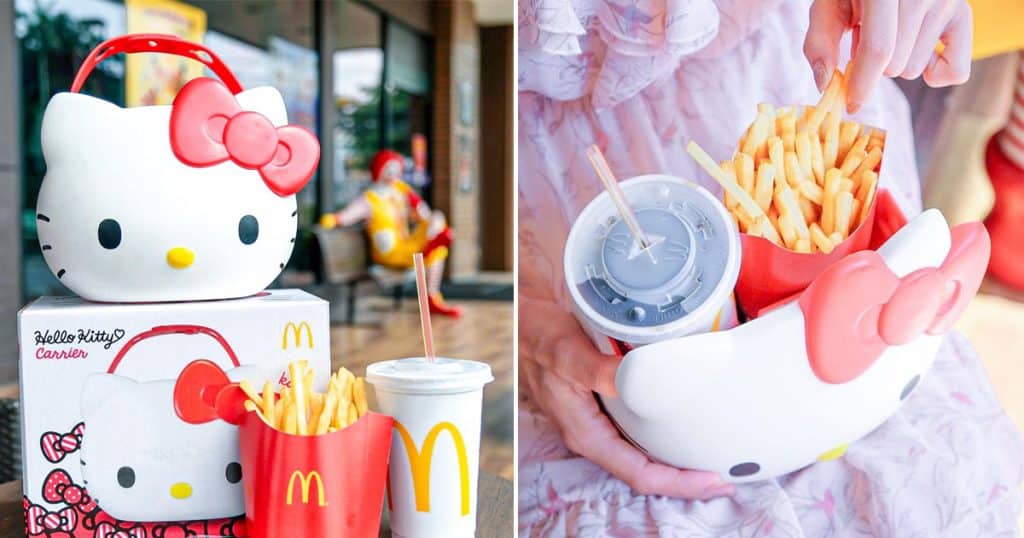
[
  {"x1": 98, "y1": 219, "x2": 121, "y2": 249},
  {"x1": 117, "y1": 466, "x2": 135, "y2": 488},
  {"x1": 225, "y1": 462, "x2": 242, "y2": 484},
  {"x1": 238, "y1": 215, "x2": 259, "y2": 245}
]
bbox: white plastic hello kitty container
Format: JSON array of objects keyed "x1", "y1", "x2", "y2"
[
  {"x1": 587, "y1": 206, "x2": 990, "y2": 482},
  {"x1": 36, "y1": 33, "x2": 319, "y2": 303}
]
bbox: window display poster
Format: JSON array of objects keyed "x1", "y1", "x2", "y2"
[
  {"x1": 124, "y1": 0, "x2": 206, "y2": 106},
  {"x1": 269, "y1": 36, "x2": 318, "y2": 131}
]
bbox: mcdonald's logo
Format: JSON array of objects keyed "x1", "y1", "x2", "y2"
[
  {"x1": 286, "y1": 470, "x2": 328, "y2": 507},
  {"x1": 282, "y1": 321, "x2": 314, "y2": 350},
  {"x1": 391, "y1": 420, "x2": 470, "y2": 516}
]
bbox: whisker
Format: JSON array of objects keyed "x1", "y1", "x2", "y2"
[
  {"x1": 279, "y1": 263, "x2": 285, "y2": 269},
  {"x1": 57, "y1": 269, "x2": 65, "y2": 279},
  {"x1": 41, "y1": 245, "x2": 52, "y2": 251},
  {"x1": 37, "y1": 214, "x2": 50, "y2": 222},
  {"x1": 290, "y1": 237, "x2": 295, "y2": 243},
  {"x1": 291, "y1": 210, "x2": 297, "y2": 217}
]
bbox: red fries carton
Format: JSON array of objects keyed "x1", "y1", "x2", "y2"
[
  {"x1": 237, "y1": 411, "x2": 394, "y2": 538},
  {"x1": 737, "y1": 188, "x2": 908, "y2": 317}
]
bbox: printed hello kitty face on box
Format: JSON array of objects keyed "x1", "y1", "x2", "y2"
[
  {"x1": 80, "y1": 365, "x2": 257, "y2": 521},
  {"x1": 37, "y1": 86, "x2": 302, "y2": 302}
]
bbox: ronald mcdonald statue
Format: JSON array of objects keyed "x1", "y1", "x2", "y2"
[{"x1": 321, "y1": 149, "x2": 461, "y2": 318}]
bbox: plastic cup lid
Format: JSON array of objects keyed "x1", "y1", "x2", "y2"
[{"x1": 366, "y1": 357, "x2": 494, "y2": 394}]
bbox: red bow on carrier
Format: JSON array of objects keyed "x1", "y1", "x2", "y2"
[
  {"x1": 169, "y1": 77, "x2": 319, "y2": 197},
  {"x1": 24, "y1": 497, "x2": 77, "y2": 536},
  {"x1": 173, "y1": 359, "x2": 248, "y2": 425},
  {"x1": 800, "y1": 223, "x2": 989, "y2": 384},
  {"x1": 40, "y1": 422, "x2": 85, "y2": 463},
  {"x1": 93, "y1": 521, "x2": 147, "y2": 538}
]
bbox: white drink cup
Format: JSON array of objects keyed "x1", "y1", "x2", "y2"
[{"x1": 366, "y1": 357, "x2": 493, "y2": 537}]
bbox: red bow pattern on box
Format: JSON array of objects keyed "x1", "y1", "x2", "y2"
[
  {"x1": 40, "y1": 423, "x2": 85, "y2": 464},
  {"x1": 93, "y1": 522, "x2": 146, "y2": 538},
  {"x1": 25, "y1": 497, "x2": 77, "y2": 536},
  {"x1": 172, "y1": 359, "x2": 248, "y2": 425},
  {"x1": 169, "y1": 77, "x2": 319, "y2": 197},
  {"x1": 42, "y1": 469, "x2": 97, "y2": 514},
  {"x1": 800, "y1": 222, "x2": 990, "y2": 384}
]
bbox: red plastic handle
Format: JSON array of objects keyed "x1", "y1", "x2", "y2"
[
  {"x1": 70, "y1": 33, "x2": 242, "y2": 95},
  {"x1": 107, "y1": 324, "x2": 241, "y2": 374}
]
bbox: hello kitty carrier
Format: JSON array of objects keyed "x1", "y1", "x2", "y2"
[
  {"x1": 36, "y1": 33, "x2": 319, "y2": 303},
  {"x1": 566, "y1": 172, "x2": 990, "y2": 483}
]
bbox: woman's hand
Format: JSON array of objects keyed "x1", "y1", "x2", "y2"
[
  {"x1": 803, "y1": 0, "x2": 973, "y2": 113},
  {"x1": 519, "y1": 295, "x2": 735, "y2": 499}
]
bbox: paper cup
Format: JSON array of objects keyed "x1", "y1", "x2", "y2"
[
  {"x1": 237, "y1": 411, "x2": 393, "y2": 538},
  {"x1": 366, "y1": 357, "x2": 494, "y2": 538}
]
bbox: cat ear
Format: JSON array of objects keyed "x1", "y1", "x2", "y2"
[
  {"x1": 234, "y1": 87, "x2": 288, "y2": 126},
  {"x1": 80, "y1": 373, "x2": 137, "y2": 418},
  {"x1": 40, "y1": 92, "x2": 121, "y2": 164}
]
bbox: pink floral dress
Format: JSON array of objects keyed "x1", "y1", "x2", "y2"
[{"x1": 518, "y1": 0, "x2": 1024, "y2": 535}]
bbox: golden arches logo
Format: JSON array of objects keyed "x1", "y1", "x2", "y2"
[
  {"x1": 286, "y1": 470, "x2": 328, "y2": 507},
  {"x1": 282, "y1": 321, "x2": 314, "y2": 350},
  {"x1": 393, "y1": 420, "x2": 470, "y2": 516}
]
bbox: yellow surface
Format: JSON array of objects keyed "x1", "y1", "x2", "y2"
[
  {"x1": 970, "y1": 0, "x2": 1024, "y2": 59},
  {"x1": 364, "y1": 181, "x2": 446, "y2": 268},
  {"x1": 816, "y1": 443, "x2": 848, "y2": 462}
]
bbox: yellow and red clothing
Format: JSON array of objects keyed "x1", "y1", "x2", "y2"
[{"x1": 364, "y1": 179, "x2": 450, "y2": 269}]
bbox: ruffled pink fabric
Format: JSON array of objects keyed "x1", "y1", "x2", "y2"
[{"x1": 519, "y1": 0, "x2": 722, "y2": 108}]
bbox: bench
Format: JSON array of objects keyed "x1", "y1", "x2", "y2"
[{"x1": 312, "y1": 226, "x2": 415, "y2": 324}]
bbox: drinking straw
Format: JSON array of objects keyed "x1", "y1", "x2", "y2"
[
  {"x1": 585, "y1": 145, "x2": 656, "y2": 262},
  {"x1": 413, "y1": 253, "x2": 436, "y2": 364}
]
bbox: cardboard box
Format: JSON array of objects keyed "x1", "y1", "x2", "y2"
[{"x1": 18, "y1": 289, "x2": 330, "y2": 536}]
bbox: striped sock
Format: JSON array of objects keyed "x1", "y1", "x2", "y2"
[{"x1": 998, "y1": 51, "x2": 1024, "y2": 169}]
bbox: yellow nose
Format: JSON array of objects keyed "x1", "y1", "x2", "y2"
[
  {"x1": 166, "y1": 247, "x2": 195, "y2": 269},
  {"x1": 170, "y1": 482, "x2": 193, "y2": 499}
]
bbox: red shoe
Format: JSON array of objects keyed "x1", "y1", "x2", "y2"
[
  {"x1": 984, "y1": 133, "x2": 1024, "y2": 290},
  {"x1": 428, "y1": 293, "x2": 462, "y2": 318}
]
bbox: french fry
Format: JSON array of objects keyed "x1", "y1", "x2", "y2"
[
  {"x1": 688, "y1": 141, "x2": 765, "y2": 219},
  {"x1": 857, "y1": 170, "x2": 878, "y2": 224},
  {"x1": 758, "y1": 102, "x2": 776, "y2": 116},
  {"x1": 840, "y1": 178, "x2": 855, "y2": 193},
  {"x1": 809, "y1": 222, "x2": 835, "y2": 254},
  {"x1": 784, "y1": 151, "x2": 804, "y2": 189},
  {"x1": 823, "y1": 110, "x2": 840, "y2": 169},
  {"x1": 775, "y1": 212, "x2": 796, "y2": 248},
  {"x1": 799, "y1": 180, "x2": 824, "y2": 205},
  {"x1": 316, "y1": 388, "x2": 337, "y2": 435},
  {"x1": 239, "y1": 380, "x2": 261, "y2": 408},
  {"x1": 848, "y1": 134, "x2": 869, "y2": 161},
  {"x1": 834, "y1": 191, "x2": 855, "y2": 239},
  {"x1": 778, "y1": 186, "x2": 809, "y2": 239},
  {"x1": 830, "y1": 231, "x2": 843, "y2": 244},
  {"x1": 839, "y1": 149, "x2": 867, "y2": 177},
  {"x1": 721, "y1": 160, "x2": 738, "y2": 209},
  {"x1": 795, "y1": 132, "x2": 813, "y2": 180},
  {"x1": 734, "y1": 152, "x2": 755, "y2": 194},
  {"x1": 853, "y1": 146, "x2": 883, "y2": 179},
  {"x1": 288, "y1": 362, "x2": 308, "y2": 435},
  {"x1": 794, "y1": 238, "x2": 812, "y2": 253},
  {"x1": 781, "y1": 112, "x2": 796, "y2": 151},
  {"x1": 802, "y1": 69, "x2": 843, "y2": 134},
  {"x1": 348, "y1": 405, "x2": 358, "y2": 426},
  {"x1": 354, "y1": 378, "x2": 369, "y2": 417},
  {"x1": 284, "y1": 403, "x2": 297, "y2": 435},
  {"x1": 741, "y1": 113, "x2": 772, "y2": 157},
  {"x1": 754, "y1": 162, "x2": 775, "y2": 212},
  {"x1": 837, "y1": 121, "x2": 860, "y2": 163},
  {"x1": 799, "y1": 196, "x2": 818, "y2": 223},
  {"x1": 768, "y1": 137, "x2": 788, "y2": 187},
  {"x1": 821, "y1": 169, "x2": 842, "y2": 234},
  {"x1": 810, "y1": 134, "x2": 825, "y2": 185}
]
